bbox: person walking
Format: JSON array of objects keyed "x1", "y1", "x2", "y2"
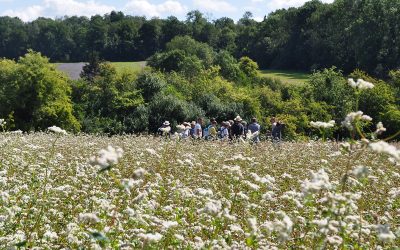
[
  {"x1": 247, "y1": 117, "x2": 261, "y2": 143},
  {"x1": 231, "y1": 116, "x2": 244, "y2": 140},
  {"x1": 272, "y1": 118, "x2": 284, "y2": 143}
]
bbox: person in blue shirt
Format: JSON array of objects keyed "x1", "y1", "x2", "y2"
[{"x1": 247, "y1": 117, "x2": 261, "y2": 143}]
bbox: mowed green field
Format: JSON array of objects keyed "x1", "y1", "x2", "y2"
[
  {"x1": 56, "y1": 61, "x2": 310, "y2": 84},
  {"x1": 112, "y1": 61, "x2": 147, "y2": 73},
  {"x1": 259, "y1": 69, "x2": 310, "y2": 85}
]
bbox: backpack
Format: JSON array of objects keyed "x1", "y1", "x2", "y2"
[{"x1": 203, "y1": 124, "x2": 212, "y2": 138}]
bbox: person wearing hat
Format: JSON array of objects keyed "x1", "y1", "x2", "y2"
[
  {"x1": 231, "y1": 115, "x2": 244, "y2": 140},
  {"x1": 189, "y1": 121, "x2": 196, "y2": 138},
  {"x1": 158, "y1": 121, "x2": 171, "y2": 137},
  {"x1": 218, "y1": 121, "x2": 230, "y2": 140}
]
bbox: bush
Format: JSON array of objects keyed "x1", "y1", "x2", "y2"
[{"x1": 0, "y1": 51, "x2": 80, "y2": 132}]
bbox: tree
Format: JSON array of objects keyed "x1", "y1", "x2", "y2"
[
  {"x1": 0, "y1": 51, "x2": 80, "y2": 131},
  {"x1": 239, "y1": 56, "x2": 259, "y2": 78}
]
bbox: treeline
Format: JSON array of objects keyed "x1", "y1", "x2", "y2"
[
  {"x1": 1, "y1": 0, "x2": 400, "y2": 76},
  {"x1": 1, "y1": 40, "x2": 399, "y2": 140}
]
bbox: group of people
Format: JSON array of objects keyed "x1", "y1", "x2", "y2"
[{"x1": 158, "y1": 116, "x2": 285, "y2": 143}]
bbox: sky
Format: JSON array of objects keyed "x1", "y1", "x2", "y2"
[{"x1": 0, "y1": 0, "x2": 334, "y2": 22}]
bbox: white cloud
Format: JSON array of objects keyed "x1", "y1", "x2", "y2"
[
  {"x1": 43, "y1": 0, "x2": 115, "y2": 17},
  {"x1": 266, "y1": 0, "x2": 334, "y2": 11},
  {"x1": 124, "y1": 0, "x2": 187, "y2": 18},
  {"x1": 193, "y1": 0, "x2": 237, "y2": 13},
  {"x1": 2, "y1": 0, "x2": 115, "y2": 21},
  {"x1": 3, "y1": 5, "x2": 45, "y2": 22}
]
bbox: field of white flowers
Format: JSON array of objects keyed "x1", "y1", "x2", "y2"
[{"x1": 1, "y1": 131, "x2": 399, "y2": 249}]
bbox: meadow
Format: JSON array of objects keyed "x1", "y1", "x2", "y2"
[
  {"x1": 259, "y1": 70, "x2": 310, "y2": 85},
  {"x1": 0, "y1": 132, "x2": 399, "y2": 248}
]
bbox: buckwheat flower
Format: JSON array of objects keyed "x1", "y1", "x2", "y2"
[
  {"x1": 248, "y1": 217, "x2": 258, "y2": 234},
  {"x1": 174, "y1": 234, "x2": 184, "y2": 241},
  {"x1": 352, "y1": 165, "x2": 369, "y2": 179},
  {"x1": 230, "y1": 224, "x2": 244, "y2": 234},
  {"x1": 138, "y1": 232, "x2": 163, "y2": 242},
  {"x1": 375, "y1": 122, "x2": 386, "y2": 134},
  {"x1": 124, "y1": 207, "x2": 135, "y2": 217},
  {"x1": 195, "y1": 188, "x2": 213, "y2": 196},
  {"x1": 48, "y1": 125, "x2": 67, "y2": 135},
  {"x1": 161, "y1": 220, "x2": 178, "y2": 229},
  {"x1": 376, "y1": 224, "x2": 396, "y2": 242},
  {"x1": 90, "y1": 145, "x2": 124, "y2": 171},
  {"x1": 310, "y1": 120, "x2": 335, "y2": 129},
  {"x1": 326, "y1": 235, "x2": 343, "y2": 245},
  {"x1": 43, "y1": 231, "x2": 58, "y2": 241},
  {"x1": 369, "y1": 141, "x2": 400, "y2": 160},
  {"x1": 301, "y1": 169, "x2": 332, "y2": 195},
  {"x1": 78, "y1": 213, "x2": 100, "y2": 224},
  {"x1": 133, "y1": 168, "x2": 147, "y2": 179},
  {"x1": 199, "y1": 199, "x2": 222, "y2": 215}
]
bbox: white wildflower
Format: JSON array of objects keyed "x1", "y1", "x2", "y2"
[
  {"x1": 301, "y1": 169, "x2": 332, "y2": 195},
  {"x1": 348, "y1": 78, "x2": 374, "y2": 90},
  {"x1": 174, "y1": 234, "x2": 184, "y2": 241},
  {"x1": 161, "y1": 220, "x2": 179, "y2": 229},
  {"x1": 199, "y1": 199, "x2": 222, "y2": 215},
  {"x1": 361, "y1": 115, "x2": 372, "y2": 121},
  {"x1": 342, "y1": 111, "x2": 371, "y2": 130},
  {"x1": 138, "y1": 232, "x2": 163, "y2": 242},
  {"x1": 326, "y1": 235, "x2": 343, "y2": 245},
  {"x1": 375, "y1": 122, "x2": 386, "y2": 135},
  {"x1": 195, "y1": 188, "x2": 213, "y2": 196},
  {"x1": 133, "y1": 168, "x2": 147, "y2": 179},
  {"x1": 369, "y1": 141, "x2": 400, "y2": 160},
  {"x1": 376, "y1": 224, "x2": 396, "y2": 242},
  {"x1": 78, "y1": 213, "x2": 100, "y2": 224},
  {"x1": 248, "y1": 217, "x2": 258, "y2": 234},
  {"x1": 230, "y1": 224, "x2": 244, "y2": 234},
  {"x1": 352, "y1": 165, "x2": 369, "y2": 179},
  {"x1": 310, "y1": 120, "x2": 335, "y2": 129},
  {"x1": 90, "y1": 145, "x2": 124, "y2": 170},
  {"x1": 43, "y1": 231, "x2": 58, "y2": 241},
  {"x1": 48, "y1": 125, "x2": 67, "y2": 135}
]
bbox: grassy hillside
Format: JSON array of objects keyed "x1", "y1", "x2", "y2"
[
  {"x1": 56, "y1": 62, "x2": 309, "y2": 85},
  {"x1": 259, "y1": 69, "x2": 309, "y2": 85},
  {"x1": 112, "y1": 61, "x2": 147, "y2": 73}
]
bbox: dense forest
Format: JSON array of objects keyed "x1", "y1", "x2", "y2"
[{"x1": 1, "y1": 0, "x2": 400, "y2": 76}]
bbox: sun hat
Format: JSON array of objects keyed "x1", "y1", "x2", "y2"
[
  {"x1": 163, "y1": 121, "x2": 170, "y2": 126},
  {"x1": 234, "y1": 115, "x2": 242, "y2": 122}
]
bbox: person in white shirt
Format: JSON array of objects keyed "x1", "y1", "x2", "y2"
[{"x1": 194, "y1": 118, "x2": 203, "y2": 139}]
